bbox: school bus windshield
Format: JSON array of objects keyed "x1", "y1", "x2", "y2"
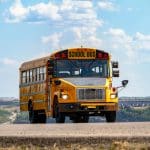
[{"x1": 55, "y1": 59, "x2": 109, "y2": 78}]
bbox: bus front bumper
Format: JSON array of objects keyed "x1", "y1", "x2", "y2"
[{"x1": 59, "y1": 102, "x2": 118, "y2": 113}]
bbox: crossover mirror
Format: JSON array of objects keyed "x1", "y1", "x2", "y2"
[{"x1": 122, "y1": 80, "x2": 128, "y2": 87}]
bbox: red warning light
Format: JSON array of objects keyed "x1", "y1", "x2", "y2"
[{"x1": 55, "y1": 50, "x2": 68, "y2": 59}]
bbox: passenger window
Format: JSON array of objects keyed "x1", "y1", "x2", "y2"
[
  {"x1": 22, "y1": 71, "x2": 26, "y2": 83},
  {"x1": 29, "y1": 69, "x2": 33, "y2": 82},
  {"x1": 26, "y1": 70, "x2": 30, "y2": 83},
  {"x1": 37, "y1": 68, "x2": 40, "y2": 81},
  {"x1": 33, "y1": 69, "x2": 37, "y2": 82}
]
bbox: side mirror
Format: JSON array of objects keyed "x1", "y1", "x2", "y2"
[
  {"x1": 113, "y1": 70, "x2": 119, "y2": 77},
  {"x1": 112, "y1": 61, "x2": 119, "y2": 68},
  {"x1": 122, "y1": 80, "x2": 128, "y2": 87}
]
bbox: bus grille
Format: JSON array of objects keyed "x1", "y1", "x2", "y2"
[{"x1": 77, "y1": 88, "x2": 105, "y2": 100}]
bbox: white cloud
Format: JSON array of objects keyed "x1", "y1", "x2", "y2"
[
  {"x1": 6, "y1": 0, "x2": 28, "y2": 23},
  {"x1": 98, "y1": 1, "x2": 118, "y2": 11},
  {"x1": 5, "y1": 0, "x2": 61, "y2": 23},
  {"x1": 135, "y1": 32, "x2": 150, "y2": 41},
  {"x1": 106, "y1": 28, "x2": 150, "y2": 63},
  {"x1": 61, "y1": 0, "x2": 92, "y2": 10},
  {"x1": 29, "y1": 2, "x2": 61, "y2": 21},
  {"x1": 134, "y1": 32, "x2": 150, "y2": 50},
  {"x1": 5, "y1": 0, "x2": 103, "y2": 29},
  {"x1": 66, "y1": 26, "x2": 104, "y2": 49},
  {"x1": 59, "y1": 0, "x2": 103, "y2": 28},
  {"x1": 40, "y1": 0, "x2": 104, "y2": 49},
  {"x1": 1, "y1": 58, "x2": 18, "y2": 65},
  {"x1": 42, "y1": 33, "x2": 62, "y2": 49},
  {"x1": 108, "y1": 28, "x2": 132, "y2": 43},
  {"x1": 106, "y1": 28, "x2": 136, "y2": 62}
]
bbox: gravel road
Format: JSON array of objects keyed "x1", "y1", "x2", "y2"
[{"x1": 0, "y1": 122, "x2": 149, "y2": 146}]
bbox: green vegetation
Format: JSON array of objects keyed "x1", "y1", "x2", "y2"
[
  {"x1": 117, "y1": 107, "x2": 150, "y2": 122},
  {"x1": 0, "y1": 109, "x2": 11, "y2": 123},
  {"x1": 14, "y1": 112, "x2": 29, "y2": 124},
  {"x1": 0, "y1": 141, "x2": 150, "y2": 150}
]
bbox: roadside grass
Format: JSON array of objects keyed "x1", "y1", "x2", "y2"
[
  {"x1": 14, "y1": 112, "x2": 29, "y2": 124},
  {"x1": 0, "y1": 109, "x2": 11, "y2": 123},
  {"x1": 117, "y1": 106, "x2": 150, "y2": 122},
  {"x1": 0, "y1": 141, "x2": 150, "y2": 150}
]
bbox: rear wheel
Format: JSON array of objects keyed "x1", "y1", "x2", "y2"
[
  {"x1": 29, "y1": 110, "x2": 38, "y2": 123},
  {"x1": 37, "y1": 110, "x2": 47, "y2": 123},
  {"x1": 28, "y1": 102, "x2": 37, "y2": 123},
  {"x1": 105, "y1": 111, "x2": 116, "y2": 122},
  {"x1": 54, "y1": 102, "x2": 65, "y2": 123},
  {"x1": 28, "y1": 102, "x2": 46, "y2": 123}
]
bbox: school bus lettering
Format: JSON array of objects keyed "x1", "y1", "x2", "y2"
[
  {"x1": 69, "y1": 51, "x2": 86, "y2": 58},
  {"x1": 68, "y1": 48, "x2": 96, "y2": 59},
  {"x1": 19, "y1": 47, "x2": 128, "y2": 123}
]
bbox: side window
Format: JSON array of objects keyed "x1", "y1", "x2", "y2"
[
  {"x1": 39, "y1": 67, "x2": 46, "y2": 81},
  {"x1": 37, "y1": 68, "x2": 40, "y2": 81},
  {"x1": 29, "y1": 69, "x2": 33, "y2": 82},
  {"x1": 33, "y1": 68, "x2": 36, "y2": 82},
  {"x1": 22, "y1": 71, "x2": 26, "y2": 84},
  {"x1": 26, "y1": 70, "x2": 30, "y2": 83},
  {"x1": 43, "y1": 67, "x2": 46, "y2": 80},
  {"x1": 39, "y1": 67, "x2": 43, "y2": 81}
]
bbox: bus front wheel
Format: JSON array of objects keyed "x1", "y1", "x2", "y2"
[
  {"x1": 54, "y1": 102, "x2": 65, "y2": 123},
  {"x1": 105, "y1": 111, "x2": 116, "y2": 122}
]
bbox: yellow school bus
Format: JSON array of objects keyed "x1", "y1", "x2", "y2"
[{"x1": 19, "y1": 47, "x2": 128, "y2": 123}]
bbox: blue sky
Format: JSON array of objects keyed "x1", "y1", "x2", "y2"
[{"x1": 0, "y1": 0, "x2": 150, "y2": 97}]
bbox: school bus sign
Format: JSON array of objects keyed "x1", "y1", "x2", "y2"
[{"x1": 68, "y1": 48, "x2": 96, "y2": 59}]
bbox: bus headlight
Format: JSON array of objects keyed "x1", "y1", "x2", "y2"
[
  {"x1": 62, "y1": 94, "x2": 68, "y2": 100},
  {"x1": 110, "y1": 94, "x2": 116, "y2": 99}
]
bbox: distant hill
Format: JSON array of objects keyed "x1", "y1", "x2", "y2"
[
  {"x1": 0, "y1": 97, "x2": 18, "y2": 102},
  {"x1": 1, "y1": 96, "x2": 150, "y2": 102},
  {"x1": 0, "y1": 97, "x2": 19, "y2": 106},
  {"x1": 0, "y1": 97, "x2": 150, "y2": 124},
  {"x1": 120, "y1": 97, "x2": 150, "y2": 101}
]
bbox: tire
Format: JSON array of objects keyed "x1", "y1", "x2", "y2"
[
  {"x1": 28, "y1": 102, "x2": 46, "y2": 123},
  {"x1": 54, "y1": 102, "x2": 65, "y2": 123},
  {"x1": 37, "y1": 110, "x2": 47, "y2": 123},
  {"x1": 105, "y1": 111, "x2": 116, "y2": 122},
  {"x1": 29, "y1": 110, "x2": 38, "y2": 123},
  {"x1": 28, "y1": 102, "x2": 37, "y2": 123}
]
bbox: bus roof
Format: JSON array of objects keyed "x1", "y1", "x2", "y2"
[{"x1": 20, "y1": 55, "x2": 51, "y2": 71}]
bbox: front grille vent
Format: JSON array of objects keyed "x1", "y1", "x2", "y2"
[{"x1": 77, "y1": 88, "x2": 105, "y2": 100}]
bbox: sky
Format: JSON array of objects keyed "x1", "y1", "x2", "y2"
[{"x1": 0, "y1": 0, "x2": 150, "y2": 98}]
